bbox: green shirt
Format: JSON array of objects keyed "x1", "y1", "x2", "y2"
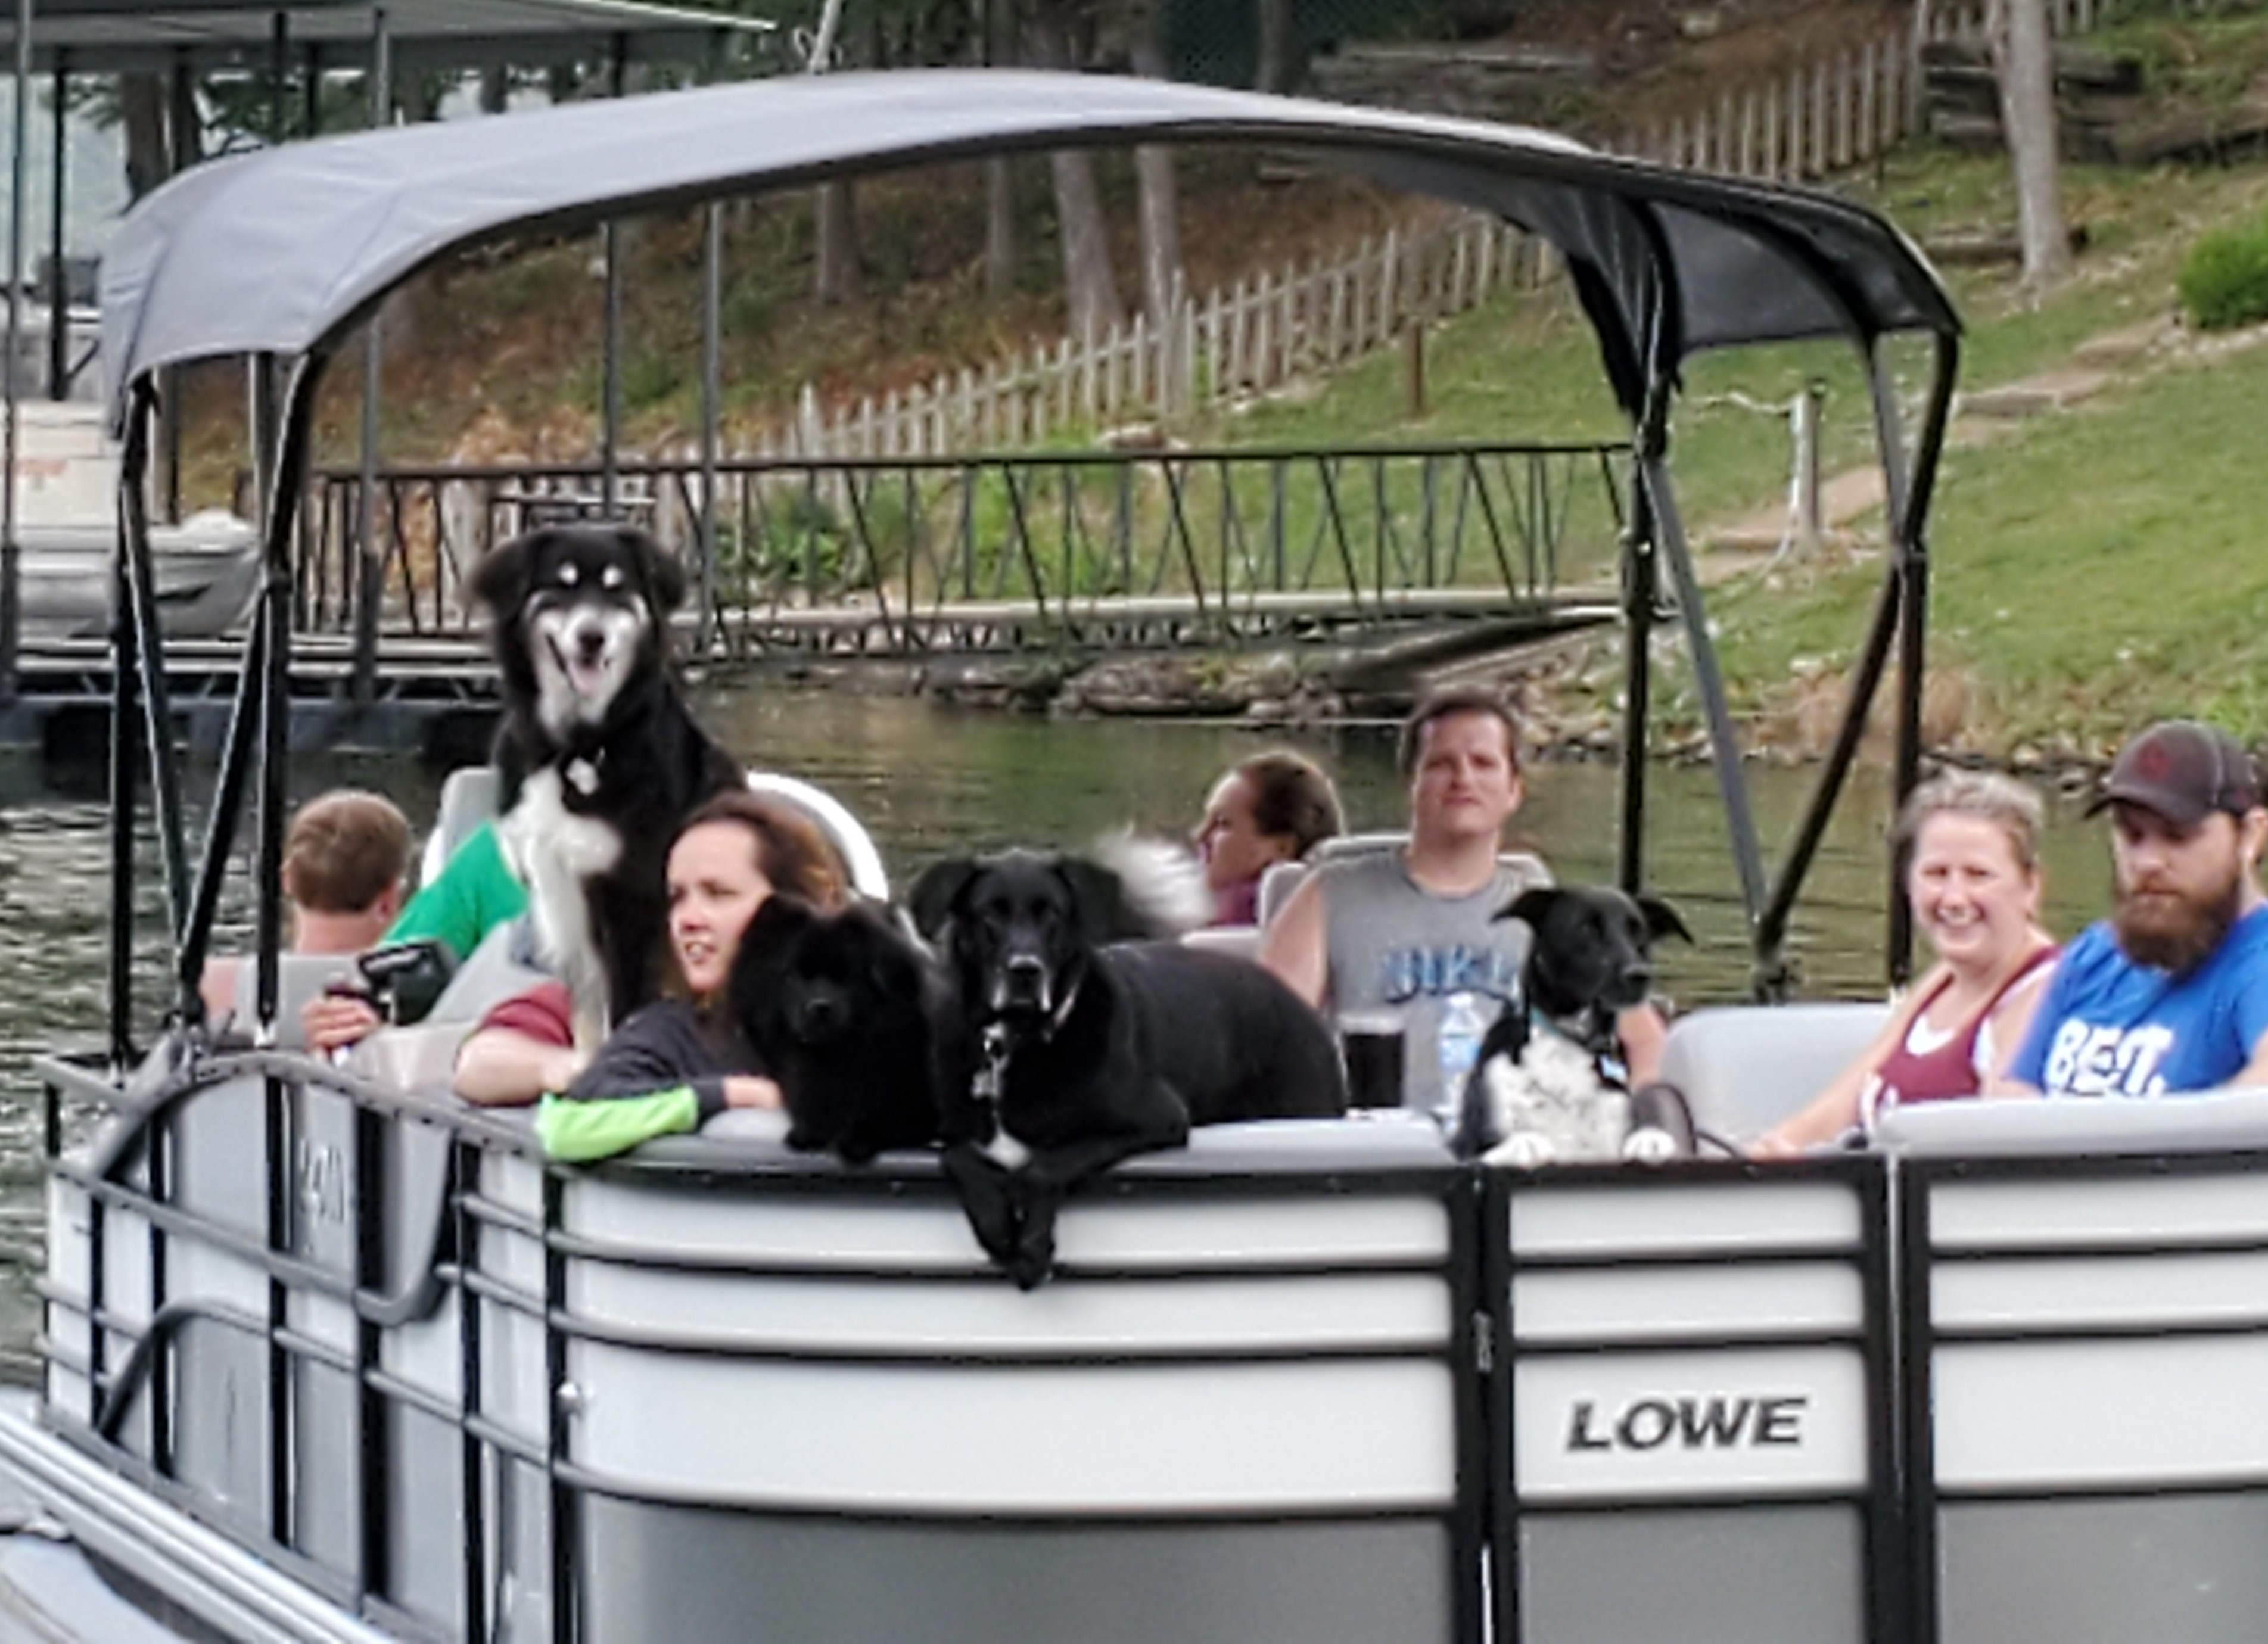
[{"x1": 385, "y1": 821, "x2": 528, "y2": 964}]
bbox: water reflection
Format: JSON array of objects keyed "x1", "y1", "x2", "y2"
[{"x1": 0, "y1": 690, "x2": 2114, "y2": 1372}]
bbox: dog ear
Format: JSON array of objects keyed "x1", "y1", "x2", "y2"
[
  {"x1": 729, "y1": 895, "x2": 813, "y2": 995},
  {"x1": 623, "y1": 527, "x2": 687, "y2": 614},
  {"x1": 1636, "y1": 894, "x2": 1694, "y2": 946},
  {"x1": 470, "y1": 529, "x2": 542, "y2": 616},
  {"x1": 908, "y1": 858, "x2": 980, "y2": 942},
  {"x1": 1497, "y1": 886, "x2": 1564, "y2": 930},
  {"x1": 1056, "y1": 856, "x2": 1143, "y2": 945}
]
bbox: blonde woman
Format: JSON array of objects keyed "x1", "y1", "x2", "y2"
[{"x1": 1755, "y1": 771, "x2": 2059, "y2": 1156}]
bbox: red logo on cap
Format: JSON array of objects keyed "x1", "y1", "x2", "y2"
[{"x1": 2138, "y1": 741, "x2": 2171, "y2": 780}]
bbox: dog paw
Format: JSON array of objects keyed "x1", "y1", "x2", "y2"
[
  {"x1": 1492, "y1": 1131, "x2": 1559, "y2": 1170},
  {"x1": 1622, "y1": 1125, "x2": 1681, "y2": 1166}
]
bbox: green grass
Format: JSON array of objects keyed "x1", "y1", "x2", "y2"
[
  {"x1": 1715, "y1": 338, "x2": 2268, "y2": 750},
  {"x1": 1168, "y1": 128, "x2": 2268, "y2": 754}
]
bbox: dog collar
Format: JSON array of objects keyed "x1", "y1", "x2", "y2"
[{"x1": 973, "y1": 1022, "x2": 1013, "y2": 1111}]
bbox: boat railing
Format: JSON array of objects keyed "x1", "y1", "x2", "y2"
[{"x1": 32, "y1": 1046, "x2": 1500, "y2": 1643}]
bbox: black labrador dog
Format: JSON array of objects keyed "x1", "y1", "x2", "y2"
[
  {"x1": 913, "y1": 849, "x2": 1346, "y2": 1288},
  {"x1": 727, "y1": 896, "x2": 942, "y2": 1163},
  {"x1": 1460, "y1": 884, "x2": 1694, "y2": 1163}
]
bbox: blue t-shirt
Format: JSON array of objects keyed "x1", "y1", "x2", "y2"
[{"x1": 2009, "y1": 905, "x2": 2268, "y2": 1098}]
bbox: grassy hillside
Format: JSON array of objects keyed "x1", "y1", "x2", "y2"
[{"x1": 1199, "y1": 130, "x2": 2268, "y2": 757}]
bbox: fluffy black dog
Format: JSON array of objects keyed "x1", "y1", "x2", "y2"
[
  {"x1": 1460, "y1": 885, "x2": 1694, "y2": 1163},
  {"x1": 913, "y1": 849, "x2": 1347, "y2": 1289},
  {"x1": 728, "y1": 896, "x2": 942, "y2": 1163},
  {"x1": 471, "y1": 524, "x2": 742, "y2": 1030}
]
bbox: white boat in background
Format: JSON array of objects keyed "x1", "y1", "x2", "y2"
[{"x1": 8, "y1": 400, "x2": 261, "y2": 640}]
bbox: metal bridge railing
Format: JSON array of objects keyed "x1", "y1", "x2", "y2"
[{"x1": 303, "y1": 440, "x2": 1632, "y2": 655}]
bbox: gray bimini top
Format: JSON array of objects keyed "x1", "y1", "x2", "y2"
[{"x1": 99, "y1": 68, "x2": 1959, "y2": 434}]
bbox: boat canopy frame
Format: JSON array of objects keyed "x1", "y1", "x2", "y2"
[{"x1": 90, "y1": 67, "x2": 1962, "y2": 1061}]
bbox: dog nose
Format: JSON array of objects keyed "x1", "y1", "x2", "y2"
[
  {"x1": 1001, "y1": 955, "x2": 1049, "y2": 1010},
  {"x1": 1620, "y1": 962, "x2": 1654, "y2": 994},
  {"x1": 574, "y1": 626, "x2": 606, "y2": 661},
  {"x1": 798, "y1": 994, "x2": 844, "y2": 1036}
]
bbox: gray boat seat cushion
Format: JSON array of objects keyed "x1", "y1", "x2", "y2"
[
  {"x1": 1878, "y1": 1082, "x2": 2268, "y2": 1158},
  {"x1": 217, "y1": 952, "x2": 367, "y2": 1049},
  {"x1": 418, "y1": 764, "x2": 890, "y2": 900},
  {"x1": 425, "y1": 917, "x2": 550, "y2": 1026},
  {"x1": 1181, "y1": 925, "x2": 1261, "y2": 961},
  {"x1": 421, "y1": 764, "x2": 502, "y2": 889},
  {"x1": 1659, "y1": 1001, "x2": 1891, "y2": 1146}
]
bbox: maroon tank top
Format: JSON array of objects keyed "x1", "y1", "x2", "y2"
[{"x1": 1868, "y1": 945, "x2": 2059, "y2": 1119}]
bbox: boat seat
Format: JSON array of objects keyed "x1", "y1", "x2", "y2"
[
  {"x1": 213, "y1": 952, "x2": 368, "y2": 1049},
  {"x1": 1877, "y1": 1083, "x2": 2268, "y2": 1158},
  {"x1": 1181, "y1": 924, "x2": 1261, "y2": 961},
  {"x1": 1657, "y1": 1001, "x2": 1891, "y2": 1148},
  {"x1": 418, "y1": 764, "x2": 891, "y2": 900},
  {"x1": 421, "y1": 765, "x2": 501, "y2": 889},
  {"x1": 424, "y1": 918, "x2": 551, "y2": 1026}
]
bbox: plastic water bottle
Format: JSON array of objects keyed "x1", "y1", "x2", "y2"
[{"x1": 1435, "y1": 991, "x2": 1490, "y2": 1126}]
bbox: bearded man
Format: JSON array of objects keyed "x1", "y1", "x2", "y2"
[{"x1": 2006, "y1": 720, "x2": 2268, "y2": 1099}]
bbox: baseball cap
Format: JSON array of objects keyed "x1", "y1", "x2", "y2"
[{"x1": 2090, "y1": 720, "x2": 2261, "y2": 826}]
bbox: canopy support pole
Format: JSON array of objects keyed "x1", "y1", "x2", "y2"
[
  {"x1": 179, "y1": 621, "x2": 266, "y2": 1028},
  {"x1": 2, "y1": 0, "x2": 31, "y2": 709},
  {"x1": 1885, "y1": 333, "x2": 1958, "y2": 987},
  {"x1": 354, "y1": 7, "x2": 390, "y2": 709},
  {"x1": 109, "y1": 534, "x2": 140, "y2": 1067},
  {"x1": 254, "y1": 356, "x2": 322, "y2": 1039},
  {"x1": 1616, "y1": 456, "x2": 1654, "y2": 897},
  {"x1": 1644, "y1": 459, "x2": 1768, "y2": 937},
  {"x1": 119, "y1": 387, "x2": 192, "y2": 953},
  {"x1": 46, "y1": 52, "x2": 67, "y2": 401},
  {"x1": 699, "y1": 200, "x2": 722, "y2": 649}
]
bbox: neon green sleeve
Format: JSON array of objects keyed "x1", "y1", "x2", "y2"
[{"x1": 537, "y1": 1086, "x2": 703, "y2": 1162}]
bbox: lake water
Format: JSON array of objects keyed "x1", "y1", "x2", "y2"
[{"x1": 0, "y1": 687, "x2": 2120, "y2": 1372}]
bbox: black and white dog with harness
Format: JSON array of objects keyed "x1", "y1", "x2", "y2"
[
  {"x1": 913, "y1": 848, "x2": 1348, "y2": 1289},
  {"x1": 1460, "y1": 885, "x2": 1695, "y2": 1166},
  {"x1": 471, "y1": 524, "x2": 742, "y2": 1036}
]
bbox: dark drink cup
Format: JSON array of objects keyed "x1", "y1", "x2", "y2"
[{"x1": 1341, "y1": 1017, "x2": 1406, "y2": 1111}]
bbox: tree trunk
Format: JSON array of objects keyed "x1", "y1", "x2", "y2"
[
  {"x1": 815, "y1": 181, "x2": 862, "y2": 306},
  {"x1": 1256, "y1": 0, "x2": 1298, "y2": 94},
  {"x1": 1131, "y1": 32, "x2": 1184, "y2": 323},
  {"x1": 1994, "y1": 0, "x2": 2071, "y2": 287},
  {"x1": 986, "y1": 159, "x2": 1019, "y2": 301},
  {"x1": 479, "y1": 67, "x2": 509, "y2": 116},
  {"x1": 120, "y1": 75, "x2": 170, "y2": 200},
  {"x1": 1050, "y1": 150, "x2": 1122, "y2": 338},
  {"x1": 1029, "y1": 5, "x2": 1122, "y2": 338}
]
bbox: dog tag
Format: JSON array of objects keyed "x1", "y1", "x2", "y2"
[{"x1": 566, "y1": 758, "x2": 599, "y2": 796}]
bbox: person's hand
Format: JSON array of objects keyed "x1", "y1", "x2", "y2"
[
  {"x1": 1749, "y1": 1129, "x2": 1803, "y2": 1161},
  {"x1": 538, "y1": 1045, "x2": 590, "y2": 1096},
  {"x1": 303, "y1": 993, "x2": 381, "y2": 1053},
  {"x1": 722, "y1": 1075, "x2": 783, "y2": 1110}
]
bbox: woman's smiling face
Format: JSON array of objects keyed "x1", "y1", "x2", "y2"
[
  {"x1": 667, "y1": 820, "x2": 774, "y2": 999},
  {"x1": 1908, "y1": 811, "x2": 2040, "y2": 974}
]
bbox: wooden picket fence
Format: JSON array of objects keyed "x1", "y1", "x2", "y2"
[{"x1": 726, "y1": 0, "x2": 2117, "y2": 468}]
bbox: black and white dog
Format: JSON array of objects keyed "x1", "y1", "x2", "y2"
[
  {"x1": 913, "y1": 848, "x2": 1346, "y2": 1288},
  {"x1": 471, "y1": 524, "x2": 742, "y2": 1034},
  {"x1": 1461, "y1": 885, "x2": 1694, "y2": 1166}
]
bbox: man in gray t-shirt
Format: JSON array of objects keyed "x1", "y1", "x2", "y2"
[{"x1": 1261, "y1": 689, "x2": 1663, "y2": 1115}]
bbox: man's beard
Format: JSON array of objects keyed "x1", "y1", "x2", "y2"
[{"x1": 2114, "y1": 869, "x2": 2243, "y2": 975}]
